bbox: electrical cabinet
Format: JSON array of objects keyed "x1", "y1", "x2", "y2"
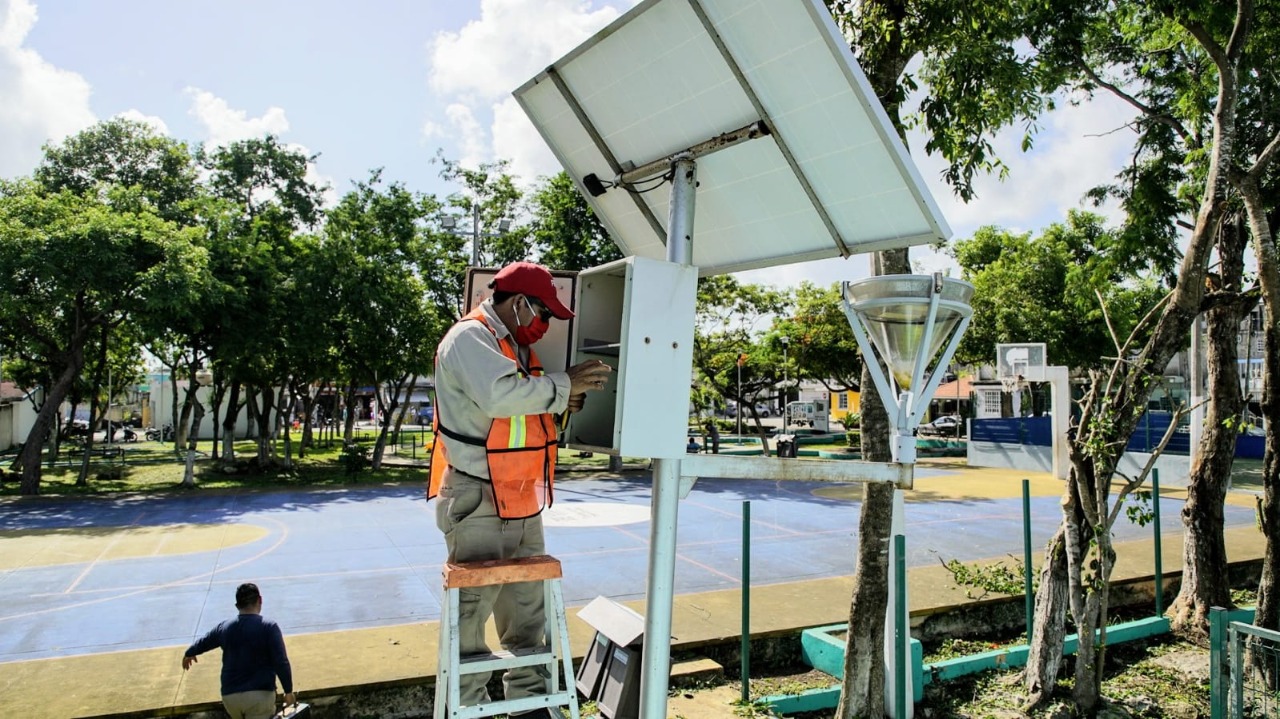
[{"x1": 564, "y1": 256, "x2": 697, "y2": 458}]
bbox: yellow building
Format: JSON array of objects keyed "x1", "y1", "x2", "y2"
[{"x1": 829, "y1": 389, "x2": 861, "y2": 424}]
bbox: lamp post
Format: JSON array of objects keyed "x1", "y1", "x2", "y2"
[{"x1": 442, "y1": 204, "x2": 512, "y2": 267}]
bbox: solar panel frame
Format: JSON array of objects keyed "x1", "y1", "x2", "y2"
[{"x1": 513, "y1": 0, "x2": 950, "y2": 275}]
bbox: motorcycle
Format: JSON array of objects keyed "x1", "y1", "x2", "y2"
[
  {"x1": 144, "y1": 424, "x2": 174, "y2": 442},
  {"x1": 120, "y1": 426, "x2": 139, "y2": 443}
]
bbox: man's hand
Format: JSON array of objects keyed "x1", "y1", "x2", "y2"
[
  {"x1": 182, "y1": 655, "x2": 197, "y2": 670},
  {"x1": 567, "y1": 360, "x2": 613, "y2": 395},
  {"x1": 283, "y1": 692, "x2": 297, "y2": 707},
  {"x1": 567, "y1": 393, "x2": 586, "y2": 414}
]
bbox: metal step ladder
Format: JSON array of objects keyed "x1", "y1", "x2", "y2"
[{"x1": 434, "y1": 555, "x2": 580, "y2": 719}]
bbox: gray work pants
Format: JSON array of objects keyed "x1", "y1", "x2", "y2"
[{"x1": 435, "y1": 468, "x2": 548, "y2": 707}]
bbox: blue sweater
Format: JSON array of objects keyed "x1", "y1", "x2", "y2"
[{"x1": 185, "y1": 613, "x2": 293, "y2": 695}]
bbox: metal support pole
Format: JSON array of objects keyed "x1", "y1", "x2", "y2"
[
  {"x1": 1209, "y1": 606, "x2": 1226, "y2": 719},
  {"x1": 470, "y1": 203, "x2": 481, "y2": 267},
  {"x1": 1022, "y1": 479, "x2": 1034, "y2": 638},
  {"x1": 639, "y1": 155, "x2": 695, "y2": 719},
  {"x1": 894, "y1": 533, "x2": 907, "y2": 719},
  {"x1": 1152, "y1": 469, "x2": 1164, "y2": 616},
  {"x1": 740, "y1": 500, "x2": 751, "y2": 703}
]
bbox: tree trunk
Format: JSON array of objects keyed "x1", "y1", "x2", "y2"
[
  {"x1": 78, "y1": 335, "x2": 110, "y2": 486},
  {"x1": 1022, "y1": 525, "x2": 1070, "y2": 709},
  {"x1": 181, "y1": 399, "x2": 205, "y2": 489},
  {"x1": 836, "y1": 480, "x2": 893, "y2": 719},
  {"x1": 837, "y1": 247, "x2": 908, "y2": 718},
  {"x1": 372, "y1": 377, "x2": 408, "y2": 471},
  {"x1": 1171, "y1": 217, "x2": 1250, "y2": 636},
  {"x1": 1255, "y1": 318, "x2": 1280, "y2": 675},
  {"x1": 221, "y1": 381, "x2": 240, "y2": 462},
  {"x1": 343, "y1": 385, "x2": 357, "y2": 442},
  {"x1": 256, "y1": 386, "x2": 275, "y2": 464},
  {"x1": 1239, "y1": 178, "x2": 1280, "y2": 639},
  {"x1": 19, "y1": 348, "x2": 86, "y2": 494}
]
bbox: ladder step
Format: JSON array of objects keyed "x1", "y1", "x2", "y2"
[
  {"x1": 458, "y1": 646, "x2": 556, "y2": 674},
  {"x1": 454, "y1": 691, "x2": 577, "y2": 719}
]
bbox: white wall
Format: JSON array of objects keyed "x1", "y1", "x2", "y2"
[
  {"x1": 149, "y1": 380, "x2": 251, "y2": 440},
  {"x1": 967, "y1": 441, "x2": 1192, "y2": 487},
  {"x1": 0, "y1": 405, "x2": 12, "y2": 452}
]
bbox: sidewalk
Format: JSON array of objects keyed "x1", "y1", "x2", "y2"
[{"x1": 0, "y1": 460, "x2": 1264, "y2": 718}]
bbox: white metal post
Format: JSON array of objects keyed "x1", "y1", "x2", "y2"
[
  {"x1": 640, "y1": 155, "x2": 695, "y2": 719},
  {"x1": 470, "y1": 203, "x2": 481, "y2": 267},
  {"x1": 885, "y1": 489, "x2": 914, "y2": 719},
  {"x1": 1046, "y1": 366, "x2": 1070, "y2": 480}
]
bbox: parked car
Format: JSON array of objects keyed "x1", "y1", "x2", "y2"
[
  {"x1": 917, "y1": 415, "x2": 962, "y2": 436},
  {"x1": 727, "y1": 401, "x2": 772, "y2": 418}
]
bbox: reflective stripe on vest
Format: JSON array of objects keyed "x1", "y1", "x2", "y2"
[{"x1": 427, "y1": 308, "x2": 557, "y2": 519}]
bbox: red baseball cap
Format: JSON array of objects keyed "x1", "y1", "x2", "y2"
[{"x1": 491, "y1": 262, "x2": 574, "y2": 319}]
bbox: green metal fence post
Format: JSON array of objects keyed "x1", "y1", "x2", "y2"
[
  {"x1": 741, "y1": 500, "x2": 751, "y2": 703},
  {"x1": 1210, "y1": 606, "x2": 1226, "y2": 719},
  {"x1": 1022, "y1": 479, "x2": 1034, "y2": 638},
  {"x1": 895, "y1": 533, "x2": 907, "y2": 718},
  {"x1": 1152, "y1": 469, "x2": 1164, "y2": 616}
]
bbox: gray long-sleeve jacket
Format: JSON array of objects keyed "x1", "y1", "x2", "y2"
[{"x1": 434, "y1": 300, "x2": 570, "y2": 479}]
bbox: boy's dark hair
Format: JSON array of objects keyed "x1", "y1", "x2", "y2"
[{"x1": 235, "y1": 583, "x2": 261, "y2": 609}]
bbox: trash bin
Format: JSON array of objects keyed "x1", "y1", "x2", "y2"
[{"x1": 776, "y1": 434, "x2": 796, "y2": 458}]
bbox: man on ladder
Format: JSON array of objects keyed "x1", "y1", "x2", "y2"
[{"x1": 428, "y1": 262, "x2": 612, "y2": 717}]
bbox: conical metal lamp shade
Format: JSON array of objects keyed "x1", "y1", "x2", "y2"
[{"x1": 844, "y1": 276, "x2": 975, "y2": 390}]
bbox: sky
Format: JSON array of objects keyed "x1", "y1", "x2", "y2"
[{"x1": 0, "y1": 0, "x2": 1140, "y2": 289}]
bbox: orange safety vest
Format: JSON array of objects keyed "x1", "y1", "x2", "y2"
[{"x1": 427, "y1": 309, "x2": 558, "y2": 519}]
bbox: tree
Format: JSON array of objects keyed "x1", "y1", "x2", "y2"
[
  {"x1": 1007, "y1": 2, "x2": 1274, "y2": 710},
  {"x1": 528, "y1": 172, "x2": 623, "y2": 271},
  {"x1": 321, "y1": 170, "x2": 447, "y2": 469},
  {"x1": 690, "y1": 276, "x2": 790, "y2": 451},
  {"x1": 821, "y1": 0, "x2": 1083, "y2": 705},
  {"x1": 950, "y1": 213, "x2": 1166, "y2": 370},
  {"x1": 773, "y1": 282, "x2": 863, "y2": 395},
  {"x1": 34, "y1": 116, "x2": 200, "y2": 223},
  {"x1": 199, "y1": 136, "x2": 326, "y2": 465},
  {"x1": 0, "y1": 182, "x2": 201, "y2": 494},
  {"x1": 435, "y1": 154, "x2": 529, "y2": 268}
]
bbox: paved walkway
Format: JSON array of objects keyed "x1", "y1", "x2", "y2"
[{"x1": 0, "y1": 458, "x2": 1264, "y2": 718}]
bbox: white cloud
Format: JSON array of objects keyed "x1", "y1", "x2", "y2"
[
  {"x1": 425, "y1": 0, "x2": 628, "y2": 172},
  {"x1": 114, "y1": 109, "x2": 170, "y2": 136},
  {"x1": 428, "y1": 0, "x2": 622, "y2": 102},
  {"x1": 738, "y1": 91, "x2": 1139, "y2": 290},
  {"x1": 444, "y1": 102, "x2": 489, "y2": 170},
  {"x1": 0, "y1": 0, "x2": 96, "y2": 178},
  {"x1": 184, "y1": 87, "x2": 289, "y2": 147},
  {"x1": 491, "y1": 97, "x2": 559, "y2": 184},
  {"x1": 914, "y1": 90, "x2": 1138, "y2": 237}
]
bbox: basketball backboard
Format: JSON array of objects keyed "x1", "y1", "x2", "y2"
[
  {"x1": 996, "y1": 343, "x2": 1047, "y2": 383},
  {"x1": 513, "y1": 0, "x2": 951, "y2": 276}
]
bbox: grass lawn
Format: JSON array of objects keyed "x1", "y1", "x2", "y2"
[{"x1": 2, "y1": 429, "x2": 651, "y2": 497}]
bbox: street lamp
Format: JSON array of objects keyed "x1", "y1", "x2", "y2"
[
  {"x1": 841, "y1": 273, "x2": 974, "y2": 465},
  {"x1": 442, "y1": 205, "x2": 512, "y2": 267}
]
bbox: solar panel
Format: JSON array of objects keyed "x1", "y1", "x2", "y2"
[{"x1": 514, "y1": 0, "x2": 951, "y2": 276}]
